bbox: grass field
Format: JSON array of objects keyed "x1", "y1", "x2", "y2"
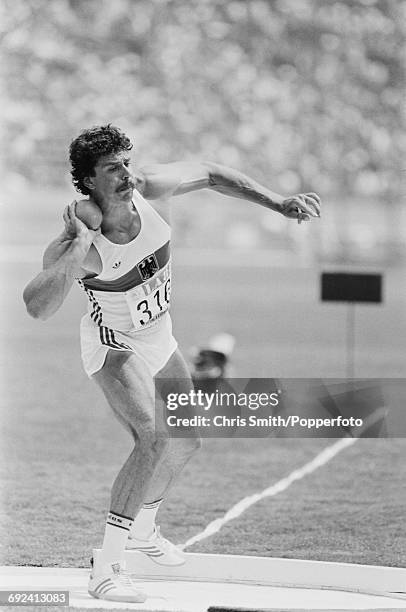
[{"x1": 0, "y1": 190, "x2": 405, "y2": 608}]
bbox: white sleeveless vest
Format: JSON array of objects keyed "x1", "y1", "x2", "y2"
[{"x1": 78, "y1": 191, "x2": 171, "y2": 332}]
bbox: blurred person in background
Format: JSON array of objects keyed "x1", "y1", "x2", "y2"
[
  {"x1": 191, "y1": 333, "x2": 236, "y2": 382},
  {"x1": 23, "y1": 124, "x2": 320, "y2": 603}
]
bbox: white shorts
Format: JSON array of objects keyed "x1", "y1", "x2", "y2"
[{"x1": 80, "y1": 311, "x2": 178, "y2": 378}]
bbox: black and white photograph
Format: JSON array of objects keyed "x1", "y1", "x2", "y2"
[{"x1": 1, "y1": 0, "x2": 405, "y2": 610}]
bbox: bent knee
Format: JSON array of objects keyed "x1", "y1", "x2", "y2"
[{"x1": 139, "y1": 430, "x2": 170, "y2": 459}]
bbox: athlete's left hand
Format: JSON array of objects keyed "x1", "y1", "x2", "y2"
[{"x1": 280, "y1": 192, "x2": 321, "y2": 224}]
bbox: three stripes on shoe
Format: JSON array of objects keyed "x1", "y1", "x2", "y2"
[
  {"x1": 129, "y1": 542, "x2": 165, "y2": 559},
  {"x1": 92, "y1": 577, "x2": 117, "y2": 597}
]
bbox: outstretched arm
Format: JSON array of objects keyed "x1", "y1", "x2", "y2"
[{"x1": 140, "y1": 161, "x2": 321, "y2": 221}]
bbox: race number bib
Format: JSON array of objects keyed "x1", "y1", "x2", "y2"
[{"x1": 125, "y1": 261, "x2": 171, "y2": 330}]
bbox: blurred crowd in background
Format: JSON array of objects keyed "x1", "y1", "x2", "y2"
[{"x1": 1, "y1": 0, "x2": 405, "y2": 264}]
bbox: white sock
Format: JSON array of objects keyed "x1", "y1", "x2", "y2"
[
  {"x1": 129, "y1": 499, "x2": 163, "y2": 540},
  {"x1": 97, "y1": 511, "x2": 133, "y2": 572}
]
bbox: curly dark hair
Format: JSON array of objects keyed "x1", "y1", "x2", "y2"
[{"x1": 69, "y1": 124, "x2": 133, "y2": 195}]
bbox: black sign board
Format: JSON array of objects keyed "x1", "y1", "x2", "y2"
[{"x1": 321, "y1": 272, "x2": 382, "y2": 303}]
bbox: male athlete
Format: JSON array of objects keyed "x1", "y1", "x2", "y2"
[{"x1": 23, "y1": 124, "x2": 321, "y2": 603}]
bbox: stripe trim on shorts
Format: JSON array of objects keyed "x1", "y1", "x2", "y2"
[{"x1": 99, "y1": 327, "x2": 132, "y2": 351}]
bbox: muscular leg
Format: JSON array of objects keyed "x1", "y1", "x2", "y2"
[
  {"x1": 93, "y1": 348, "x2": 200, "y2": 518},
  {"x1": 144, "y1": 348, "x2": 202, "y2": 503}
]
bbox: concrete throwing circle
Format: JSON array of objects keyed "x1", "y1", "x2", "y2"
[{"x1": 1, "y1": 553, "x2": 405, "y2": 611}]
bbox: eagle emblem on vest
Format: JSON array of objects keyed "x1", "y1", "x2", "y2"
[{"x1": 138, "y1": 254, "x2": 159, "y2": 280}]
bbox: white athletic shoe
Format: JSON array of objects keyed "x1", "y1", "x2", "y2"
[
  {"x1": 126, "y1": 526, "x2": 186, "y2": 566},
  {"x1": 88, "y1": 560, "x2": 147, "y2": 603}
]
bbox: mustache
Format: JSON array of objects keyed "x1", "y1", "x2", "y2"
[{"x1": 117, "y1": 179, "x2": 135, "y2": 191}]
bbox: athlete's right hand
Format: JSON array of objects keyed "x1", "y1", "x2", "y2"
[{"x1": 62, "y1": 200, "x2": 100, "y2": 261}]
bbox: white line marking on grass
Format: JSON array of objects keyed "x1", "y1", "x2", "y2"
[
  {"x1": 180, "y1": 437, "x2": 358, "y2": 550},
  {"x1": 181, "y1": 408, "x2": 386, "y2": 550}
]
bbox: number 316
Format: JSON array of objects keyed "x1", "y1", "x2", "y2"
[{"x1": 137, "y1": 279, "x2": 171, "y2": 325}]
